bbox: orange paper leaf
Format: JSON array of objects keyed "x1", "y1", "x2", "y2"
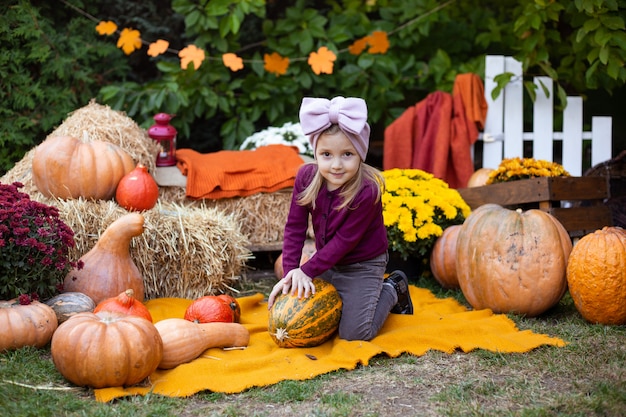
[
  {"x1": 179, "y1": 45, "x2": 206, "y2": 70},
  {"x1": 222, "y1": 53, "x2": 244, "y2": 72},
  {"x1": 117, "y1": 28, "x2": 142, "y2": 55},
  {"x1": 264, "y1": 52, "x2": 290, "y2": 76},
  {"x1": 96, "y1": 21, "x2": 117, "y2": 36},
  {"x1": 348, "y1": 37, "x2": 368, "y2": 55},
  {"x1": 148, "y1": 39, "x2": 169, "y2": 57},
  {"x1": 367, "y1": 31, "x2": 389, "y2": 54},
  {"x1": 308, "y1": 46, "x2": 336, "y2": 75}
]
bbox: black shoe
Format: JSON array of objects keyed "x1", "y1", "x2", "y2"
[{"x1": 386, "y1": 270, "x2": 414, "y2": 314}]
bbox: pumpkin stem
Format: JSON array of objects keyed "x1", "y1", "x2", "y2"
[
  {"x1": 119, "y1": 289, "x2": 135, "y2": 307},
  {"x1": 272, "y1": 328, "x2": 290, "y2": 342}
]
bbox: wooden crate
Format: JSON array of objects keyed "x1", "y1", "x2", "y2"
[{"x1": 458, "y1": 176, "x2": 612, "y2": 237}]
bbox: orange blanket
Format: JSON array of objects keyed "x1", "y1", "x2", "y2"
[
  {"x1": 383, "y1": 73, "x2": 488, "y2": 188},
  {"x1": 175, "y1": 145, "x2": 304, "y2": 199},
  {"x1": 94, "y1": 286, "x2": 566, "y2": 402}
]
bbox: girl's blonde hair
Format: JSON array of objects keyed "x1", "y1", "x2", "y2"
[{"x1": 297, "y1": 127, "x2": 385, "y2": 211}]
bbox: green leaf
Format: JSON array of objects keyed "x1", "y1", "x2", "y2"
[
  {"x1": 598, "y1": 45, "x2": 609, "y2": 64},
  {"x1": 556, "y1": 84, "x2": 568, "y2": 110},
  {"x1": 582, "y1": 17, "x2": 601, "y2": 32},
  {"x1": 491, "y1": 73, "x2": 514, "y2": 101},
  {"x1": 600, "y1": 15, "x2": 625, "y2": 31},
  {"x1": 607, "y1": 59, "x2": 621, "y2": 79},
  {"x1": 523, "y1": 80, "x2": 538, "y2": 102}
]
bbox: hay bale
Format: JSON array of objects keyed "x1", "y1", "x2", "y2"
[
  {"x1": 1, "y1": 101, "x2": 251, "y2": 299},
  {"x1": 43, "y1": 198, "x2": 251, "y2": 300},
  {"x1": 159, "y1": 186, "x2": 293, "y2": 248}
]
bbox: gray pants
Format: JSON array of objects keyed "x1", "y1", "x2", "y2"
[{"x1": 320, "y1": 252, "x2": 397, "y2": 341}]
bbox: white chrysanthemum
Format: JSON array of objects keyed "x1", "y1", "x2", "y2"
[{"x1": 239, "y1": 122, "x2": 313, "y2": 157}]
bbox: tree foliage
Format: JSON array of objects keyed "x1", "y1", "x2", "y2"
[
  {"x1": 96, "y1": 0, "x2": 626, "y2": 152},
  {"x1": 0, "y1": 0, "x2": 131, "y2": 175},
  {"x1": 1, "y1": 0, "x2": 624, "y2": 174}
]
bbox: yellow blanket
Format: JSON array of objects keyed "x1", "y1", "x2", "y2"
[{"x1": 94, "y1": 286, "x2": 566, "y2": 402}]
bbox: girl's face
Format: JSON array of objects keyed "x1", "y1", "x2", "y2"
[{"x1": 315, "y1": 130, "x2": 361, "y2": 191}]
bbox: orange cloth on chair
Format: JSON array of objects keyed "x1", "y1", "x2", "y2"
[
  {"x1": 453, "y1": 73, "x2": 489, "y2": 131},
  {"x1": 175, "y1": 145, "x2": 304, "y2": 199},
  {"x1": 383, "y1": 73, "x2": 488, "y2": 189}
]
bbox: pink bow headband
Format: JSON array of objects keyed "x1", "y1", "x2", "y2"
[{"x1": 299, "y1": 96, "x2": 370, "y2": 161}]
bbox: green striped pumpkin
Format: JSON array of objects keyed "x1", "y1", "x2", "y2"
[{"x1": 268, "y1": 278, "x2": 342, "y2": 348}]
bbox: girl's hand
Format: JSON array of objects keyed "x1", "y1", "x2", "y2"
[
  {"x1": 267, "y1": 276, "x2": 291, "y2": 310},
  {"x1": 288, "y1": 268, "x2": 316, "y2": 300},
  {"x1": 266, "y1": 268, "x2": 316, "y2": 309}
]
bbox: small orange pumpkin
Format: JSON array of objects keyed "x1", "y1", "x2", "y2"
[
  {"x1": 115, "y1": 164, "x2": 159, "y2": 211},
  {"x1": 184, "y1": 295, "x2": 235, "y2": 323},
  {"x1": 456, "y1": 204, "x2": 572, "y2": 317},
  {"x1": 466, "y1": 168, "x2": 494, "y2": 187},
  {"x1": 566, "y1": 226, "x2": 626, "y2": 325},
  {"x1": 429, "y1": 224, "x2": 461, "y2": 289},
  {"x1": 216, "y1": 294, "x2": 241, "y2": 323},
  {"x1": 0, "y1": 300, "x2": 58, "y2": 352},
  {"x1": 32, "y1": 135, "x2": 135, "y2": 200},
  {"x1": 94, "y1": 289, "x2": 153, "y2": 322}
]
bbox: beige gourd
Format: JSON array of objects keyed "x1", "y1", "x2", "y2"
[
  {"x1": 154, "y1": 318, "x2": 250, "y2": 369},
  {"x1": 63, "y1": 213, "x2": 145, "y2": 304}
]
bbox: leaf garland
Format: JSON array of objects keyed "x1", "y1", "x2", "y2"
[{"x1": 82, "y1": 1, "x2": 453, "y2": 75}]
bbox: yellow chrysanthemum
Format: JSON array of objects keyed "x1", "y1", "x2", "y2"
[
  {"x1": 487, "y1": 157, "x2": 570, "y2": 184},
  {"x1": 382, "y1": 169, "x2": 470, "y2": 260}
]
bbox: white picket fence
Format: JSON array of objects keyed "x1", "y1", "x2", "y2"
[{"x1": 478, "y1": 55, "x2": 613, "y2": 177}]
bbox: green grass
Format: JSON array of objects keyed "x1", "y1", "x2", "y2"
[{"x1": 1, "y1": 275, "x2": 625, "y2": 417}]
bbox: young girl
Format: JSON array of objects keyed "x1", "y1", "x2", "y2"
[{"x1": 267, "y1": 96, "x2": 413, "y2": 342}]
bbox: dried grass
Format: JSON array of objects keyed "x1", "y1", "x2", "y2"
[
  {"x1": 54, "y1": 198, "x2": 250, "y2": 299},
  {"x1": 1, "y1": 100, "x2": 254, "y2": 299},
  {"x1": 159, "y1": 186, "x2": 292, "y2": 248}
]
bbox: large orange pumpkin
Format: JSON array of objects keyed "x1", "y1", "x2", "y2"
[
  {"x1": 32, "y1": 135, "x2": 135, "y2": 200},
  {"x1": 429, "y1": 224, "x2": 462, "y2": 289},
  {"x1": 0, "y1": 300, "x2": 58, "y2": 352},
  {"x1": 566, "y1": 226, "x2": 626, "y2": 325},
  {"x1": 51, "y1": 311, "x2": 163, "y2": 388},
  {"x1": 456, "y1": 204, "x2": 572, "y2": 317},
  {"x1": 115, "y1": 164, "x2": 159, "y2": 211},
  {"x1": 268, "y1": 278, "x2": 342, "y2": 348}
]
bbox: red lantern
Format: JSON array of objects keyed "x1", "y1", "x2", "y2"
[{"x1": 148, "y1": 113, "x2": 177, "y2": 167}]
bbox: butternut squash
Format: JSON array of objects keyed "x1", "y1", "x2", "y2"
[
  {"x1": 154, "y1": 318, "x2": 250, "y2": 369},
  {"x1": 63, "y1": 213, "x2": 145, "y2": 304}
]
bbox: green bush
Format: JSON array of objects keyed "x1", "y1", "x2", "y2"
[{"x1": 0, "y1": 0, "x2": 131, "y2": 176}]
